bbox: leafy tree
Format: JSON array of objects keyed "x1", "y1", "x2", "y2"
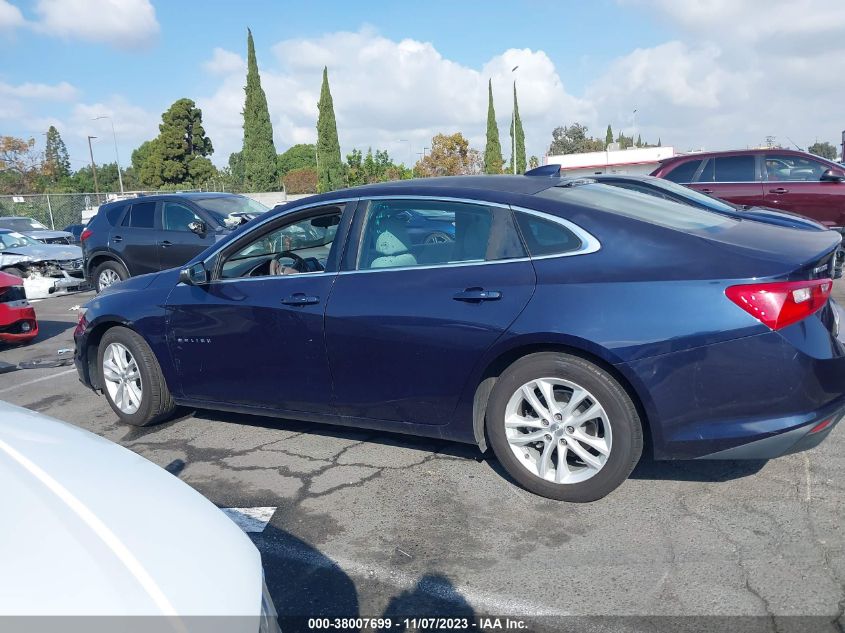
[
  {"x1": 242, "y1": 28, "x2": 279, "y2": 191},
  {"x1": 484, "y1": 79, "x2": 503, "y2": 174},
  {"x1": 509, "y1": 83, "x2": 526, "y2": 174},
  {"x1": 636, "y1": 134, "x2": 643, "y2": 147},
  {"x1": 346, "y1": 147, "x2": 409, "y2": 186},
  {"x1": 227, "y1": 151, "x2": 245, "y2": 191},
  {"x1": 0, "y1": 136, "x2": 40, "y2": 193},
  {"x1": 808, "y1": 141, "x2": 838, "y2": 161},
  {"x1": 137, "y1": 98, "x2": 215, "y2": 188},
  {"x1": 44, "y1": 126, "x2": 70, "y2": 181},
  {"x1": 415, "y1": 132, "x2": 482, "y2": 177},
  {"x1": 528, "y1": 155, "x2": 540, "y2": 170},
  {"x1": 278, "y1": 143, "x2": 317, "y2": 177},
  {"x1": 549, "y1": 124, "x2": 605, "y2": 155},
  {"x1": 316, "y1": 66, "x2": 344, "y2": 192},
  {"x1": 283, "y1": 167, "x2": 319, "y2": 194},
  {"x1": 605, "y1": 125, "x2": 613, "y2": 149}
]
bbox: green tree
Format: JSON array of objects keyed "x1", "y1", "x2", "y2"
[
  {"x1": 605, "y1": 125, "x2": 613, "y2": 149},
  {"x1": 283, "y1": 167, "x2": 319, "y2": 194},
  {"x1": 509, "y1": 83, "x2": 526, "y2": 174},
  {"x1": 241, "y1": 28, "x2": 279, "y2": 191},
  {"x1": 528, "y1": 155, "x2": 540, "y2": 170},
  {"x1": 346, "y1": 147, "x2": 408, "y2": 186},
  {"x1": 44, "y1": 126, "x2": 70, "y2": 181},
  {"x1": 415, "y1": 132, "x2": 482, "y2": 177},
  {"x1": 137, "y1": 98, "x2": 215, "y2": 188},
  {"x1": 636, "y1": 134, "x2": 643, "y2": 147},
  {"x1": 484, "y1": 79, "x2": 503, "y2": 174},
  {"x1": 278, "y1": 143, "x2": 317, "y2": 178},
  {"x1": 549, "y1": 124, "x2": 605, "y2": 155},
  {"x1": 808, "y1": 141, "x2": 838, "y2": 161},
  {"x1": 0, "y1": 136, "x2": 40, "y2": 194},
  {"x1": 227, "y1": 151, "x2": 244, "y2": 191},
  {"x1": 657, "y1": 138, "x2": 662, "y2": 147},
  {"x1": 316, "y1": 66, "x2": 344, "y2": 193}
]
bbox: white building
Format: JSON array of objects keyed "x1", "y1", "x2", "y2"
[{"x1": 544, "y1": 146, "x2": 676, "y2": 178}]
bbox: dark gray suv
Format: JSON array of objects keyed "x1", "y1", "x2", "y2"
[{"x1": 81, "y1": 193, "x2": 268, "y2": 292}]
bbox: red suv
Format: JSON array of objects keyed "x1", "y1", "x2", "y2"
[{"x1": 651, "y1": 149, "x2": 845, "y2": 229}]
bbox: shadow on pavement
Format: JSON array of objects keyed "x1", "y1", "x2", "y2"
[{"x1": 629, "y1": 455, "x2": 766, "y2": 482}]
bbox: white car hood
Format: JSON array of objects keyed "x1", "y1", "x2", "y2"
[
  {"x1": 0, "y1": 401, "x2": 262, "y2": 617},
  {"x1": 0, "y1": 243, "x2": 81, "y2": 261}
]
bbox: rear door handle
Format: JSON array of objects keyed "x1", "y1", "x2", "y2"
[
  {"x1": 453, "y1": 288, "x2": 502, "y2": 302},
  {"x1": 769, "y1": 187, "x2": 789, "y2": 194},
  {"x1": 281, "y1": 293, "x2": 320, "y2": 306},
  {"x1": 700, "y1": 188, "x2": 714, "y2": 194},
  {"x1": 112, "y1": 235, "x2": 123, "y2": 242},
  {"x1": 160, "y1": 240, "x2": 173, "y2": 247}
]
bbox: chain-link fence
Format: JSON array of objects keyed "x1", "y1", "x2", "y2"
[{"x1": 0, "y1": 190, "x2": 202, "y2": 230}]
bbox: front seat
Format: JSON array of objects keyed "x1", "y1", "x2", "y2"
[{"x1": 369, "y1": 216, "x2": 417, "y2": 268}]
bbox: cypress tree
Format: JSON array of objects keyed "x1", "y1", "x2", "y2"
[
  {"x1": 242, "y1": 28, "x2": 279, "y2": 191},
  {"x1": 509, "y1": 83, "x2": 526, "y2": 174},
  {"x1": 484, "y1": 79, "x2": 503, "y2": 174},
  {"x1": 657, "y1": 137, "x2": 662, "y2": 147},
  {"x1": 636, "y1": 134, "x2": 643, "y2": 147},
  {"x1": 605, "y1": 125, "x2": 613, "y2": 149},
  {"x1": 316, "y1": 66, "x2": 344, "y2": 192}
]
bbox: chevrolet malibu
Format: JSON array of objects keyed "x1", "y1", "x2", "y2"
[{"x1": 74, "y1": 170, "x2": 845, "y2": 501}]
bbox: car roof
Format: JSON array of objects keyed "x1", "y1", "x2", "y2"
[
  {"x1": 660, "y1": 148, "x2": 837, "y2": 164},
  {"x1": 0, "y1": 216, "x2": 38, "y2": 221},
  {"x1": 103, "y1": 192, "x2": 245, "y2": 205}
]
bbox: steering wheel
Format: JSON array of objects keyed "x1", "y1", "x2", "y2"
[{"x1": 270, "y1": 250, "x2": 307, "y2": 275}]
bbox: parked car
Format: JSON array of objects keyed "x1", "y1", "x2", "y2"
[
  {"x1": 0, "y1": 229, "x2": 85, "y2": 282},
  {"x1": 0, "y1": 270, "x2": 37, "y2": 344},
  {"x1": 75, "y1": 173, "x2": 845, "y2": 502},
  {"x1": 0, "y1": 216, "x2": 74, "y2": 244},
  {"x1": 650, "y1": 149, "x2": 845, "y2": 229},
  {"x1": 82, "y1": 193, "x2": 269, "y2": 292},
  {"x1": 0, "y1": 400, "x2": 279, "y2": 629},
  {"x1": 63, "y1": 222, "x2": 88, "y2": 243}
]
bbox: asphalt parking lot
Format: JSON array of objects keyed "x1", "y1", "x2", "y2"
[{"x1": 1, "y1": 288, "x2": 844, "y2": 632}]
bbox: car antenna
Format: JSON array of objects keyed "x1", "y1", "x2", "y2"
[{"x1": 785, "y1": 136, "x2": 804, "y2": 152}]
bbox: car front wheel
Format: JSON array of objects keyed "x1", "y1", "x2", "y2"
[
  {"x1": 98, "y1": 326, "x2": 176, "y2": 426},
  {"x1": 486, "y1": 352, "x2": 643, "y2": 502}
]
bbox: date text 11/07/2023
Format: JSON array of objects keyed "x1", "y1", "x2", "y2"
[{"x1": 305, "y1": 617, "x2": 529, "y2": 630}]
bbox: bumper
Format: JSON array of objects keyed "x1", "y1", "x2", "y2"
[{"x1": 0, "y1": 304, "x2": 38, "y2": 343}]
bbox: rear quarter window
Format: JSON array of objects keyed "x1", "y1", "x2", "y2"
[
  {"x1": 104, "y1": 203, "x2": 128, "y2": 226},
  {"x1": 663, "y1": 159, "x2": 702, "y2": 183},
  {"x1": 514, "y1": 212, "x2": 582, "y2": 256}
]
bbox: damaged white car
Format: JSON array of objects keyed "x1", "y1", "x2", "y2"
[{"x1": 0, "y1": 229, "x2": 86, "y2": 298}]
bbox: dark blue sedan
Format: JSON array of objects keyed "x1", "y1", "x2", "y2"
[{"x1": 74, "y1": 170, "x2": 845, "y2": 501}]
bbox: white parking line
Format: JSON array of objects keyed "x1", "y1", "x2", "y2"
[
  {"x1": 0, "y1": 368, "x2": 77, "y2": 394},
  {"x1": 222, "y1": 507, "x2": 276, "y2": 533}
]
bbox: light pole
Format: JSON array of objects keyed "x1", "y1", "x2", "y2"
[
  {"x1": 511, "y1": 65, "x2": 519, "y2": 174},
  {"x1": 93, "y1": 115, "x2": 124, "y2": 193},
  {"x1": 87, "y1": 136, "x2": 100, "y2": 200}
]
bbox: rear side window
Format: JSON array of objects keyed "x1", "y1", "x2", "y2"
[
  {"x1": 121, "y1": 202, "x2": 156, "y2": 228},
  {"x1": 714, "y1": 155, "x2": 755, "y2": 182},
  {"x1": 515, "y1": 212, "x2": 582, "y2": 256},
  {"x1": 105, "y1": 204, "x2": 127, "y2": 226},
  {"x1": 663, "y1": 159, "x2": 701, "y2": 183}
]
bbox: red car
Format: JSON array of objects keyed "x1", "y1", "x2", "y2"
[
  {"x1": 651, "y1": 149, "x2": 845, "y2": 229},
  {"x1": 0, "y1": 270, "x2": 37, "y2": 344}
]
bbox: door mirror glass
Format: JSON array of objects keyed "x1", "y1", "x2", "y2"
[
  {"x1": 820, "y1": 169, "x2": 845, "y2": 183},
  {"x1": 187, "y1": 220, "x2": 207, "y2": 235},
  {"x1": 179, "y1": 262, "x2": 208, "y2": 286}
]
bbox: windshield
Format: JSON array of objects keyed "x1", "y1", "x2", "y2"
[
  {"x1": 640, "y1": 177, "x2": 738, "y2": 213},
  {"x1": 0, "y1": 217, "x2": 48, "y2": 231},
  {"x1": 538, "y1": 183, "x2": 735, "y2": 232},
  {"x1": 193, "y1": 196, "x2": 269, "y2": 225},
  {"x1": 0, "y1": 231, "x2": 41, "y2": 249}
]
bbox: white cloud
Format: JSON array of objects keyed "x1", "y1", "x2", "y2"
[
  {"x1": 203, "y1": 48, "x2": 246, "y2": 76},
  {"x1": 33, "y1": 0, "x2": 159, "y2": 49},
  {"x1": 0, "y1": 80, "x2": 78, "y2": 101},
  {"x1": 200, "y1": 29, "x2": 592, "y2": 166},
  {"x1": 0, "y1": 0, "x2": 24, "y2": 30},
  {"x1": 71, "y1": 96, "x2": 159, "y2": 144}
]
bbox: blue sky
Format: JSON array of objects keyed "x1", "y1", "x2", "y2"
[{"x1": 2, "y1": 0, "x2": 844, "y2": 172}]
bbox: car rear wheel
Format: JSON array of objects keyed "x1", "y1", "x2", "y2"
[
  {"x1": 486, "y1": 352, "x2": 642, "y2": 501},
  {"x1": 98, "y1": 326, "x2": 176, "y2": 426},
  {"x1": 94, "y1": 260, "x2": 128, "y2": 292}
]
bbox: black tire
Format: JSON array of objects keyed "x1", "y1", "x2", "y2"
[
  {"x1": 94, "y1": 260, "x2": 129, "y2": 293},
  {"x1": 98, "y1": 326, "x2": 176, "y2": 426},
  {"x1": 486, "y1": 352, "x2": 643, "y2": 502},
  {"x1": 2, "y1": 267, "x2": 27, "y2": 279}
]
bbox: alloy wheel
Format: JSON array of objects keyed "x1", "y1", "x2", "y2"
[
  {"x1": 98, "y1": 268, "x2": 121, "y2": 289},
  {"x1": 504, "y1": 377, "x2": 612, "y2": 484},
  {"x1": 102, "y1": 342, "x2": 143, "y2": 415}
]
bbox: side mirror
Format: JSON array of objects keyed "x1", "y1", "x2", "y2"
[
  {"x1": 179, "y1": 262, "x2": 208, "y2": 286},
  {"x1": 820, "y1": 169, "x2": 845, "y2": 183},
  {"x1": 188, "y1": 220, "x2": 207, "y2": 235}
]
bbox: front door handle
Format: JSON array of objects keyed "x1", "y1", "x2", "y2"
[
  {"x1": 160, "y1": 240, "x2": 173, "y2": 247},
  {"x1": 453, "y1": 288, "x2": 502, "y2": 302},
  {"x1": 282, "y1": 293, "x2": 320, "y2": 306},
  {"x1": 700, "y1": 188, "x2": 714, "y2": 194},
  {"x1": 769, "y1": 187, "x2": 789, "y2": 194}
]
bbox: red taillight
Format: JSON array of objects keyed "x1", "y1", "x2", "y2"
[
  {"x1": 725, "y1": 278, "x2": 832, "y2": 330},
  {"x1": 809, "y1": 418, "x2": 834, "y2": 434},
  {"x1": 80, "y1": 229, "x2": 92, "y2": 242}
]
